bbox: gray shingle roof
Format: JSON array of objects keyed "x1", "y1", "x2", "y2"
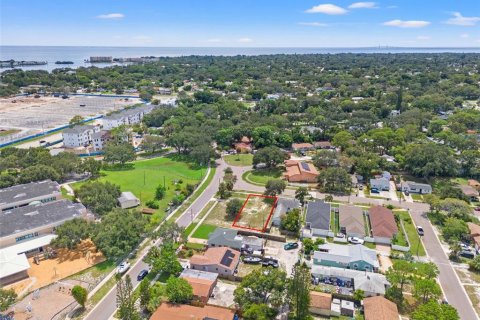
[
  {"x1": 0, "y1": 180, "x2": 60, "y2": 206},
  {"x1": 0, "y1": 199, "x2": 86, "y2": 238},
  {"x1": 273, "y1": 198, "x2": 300, "y2": 221},
  {"x1": 207, "y1": 228, "x2": 242, "y2": 248},
  {"x1": 63, "y1": 125, "x2": 94, "y2": 135},
  {"x1": 306, "y1": 200, "x2": 331, "y2": 230},
  {"x1": 313, "y1": 243, "x2": 379, "y2": 268}
]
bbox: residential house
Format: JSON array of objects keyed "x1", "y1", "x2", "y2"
[
  {"x1": 304, "y1": 200, "x2": 331, "y2": 237},
  {"x1": 313, "y1": 141, "x2": 334, "y2": 149},
  {"x1": 0, "y1": 180, "x2": 61, "y2": 212},
  {"x1": 179, "y1": 269, "x2": 218, "y2": 305},
  {"x1": 309, "y1": 291, "x2": 332, "y2": 317},
  {"x1": 364, "y1": 296, "x2": 399, "y2": 320},
  {"x1": 460, "y1": 185, "x2": 479, "y2": 202},
  {"x1": 271, "y1": 198, "x2": 300, "y2": 227},
  {"x1": 370, "y1": 173, "x2": 391, "y2": 191},
  {"x1": 468, "y1": 179, "x2": 480, "y2": 190},
  {"x1": 207, "y1": 228, "x2": 264, "y2": 251},
  {"x1": 62, "y1": 125, "x2": 98, "y2": 148},
  {"x1": 150, "y1": 303, "x2": 235, "y2": 320},
  {"x1": 283, "y1": 160, "x2": 319, "y2": 183},
  {"x1": 190, "y1": 247, "x2": 240, "y2": 277},
  {"x1": 369, "y1": 206, "x2": 398, "y2": 244},
  {"x1": 117, "y1": 192, "x2": 140, "y2": 209},
  {"x1": 291, "y1": 142, "x2": 314, "y2": 152},
  {"x1": 92, "y1": 130, "x2": 113, "y2": 151},
  {"x1": 400, "y1": 181, "x2": 432, "y2": 194},
  {"x1": 314, "y1": 243, "x2": 379, "y2": 272},
  {"x1": 311, "y1": 265, "x2": 390, "y2": 296},
  {"x1": 468, "y1": 223, "x2": 480, "y2": 253},
  {"x1": 233, "y1": 136, "x2": 253, "y2": 153},
  {"x1": 339, "y1": 205, "x2": 365, "y2": 238}
]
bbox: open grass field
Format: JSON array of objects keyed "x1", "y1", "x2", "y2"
[
  {"x1": 395, "y1": 210, "x2": 426, "y2": 256},
  {"x1": 242, "y1": 167, "x2": 284, "y2": 186},
  {"x1": 224, "y1": 154, "x2": 253, "y2": 166},
  {"x1": 203, "y1": 201, "x2": 236, "y2": 229},
  {"x1": 191, "y1": 224, "x2": 217, "y2": 239},
  {"x1": 233, "y1": 194, "x2": 277, "y2": 232},
  {"x1": 73, "y1": 156, "x2": 205, "y2": 223}
]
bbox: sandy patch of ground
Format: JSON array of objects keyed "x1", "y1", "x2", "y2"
[{"x1": 234, "y1": 195, "x2": 276, "y2": 231}]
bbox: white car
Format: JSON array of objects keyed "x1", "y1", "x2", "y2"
[
  {"x1": 347, "y1": 237, "x2": 365, "y2": 245},
  {"x1": 117, "y1": 261, "x2": 131, "y2": 274}
]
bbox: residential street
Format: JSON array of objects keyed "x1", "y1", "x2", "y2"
[{"x1": 84, "y1": 159, "x2": 226, "y2": 320}]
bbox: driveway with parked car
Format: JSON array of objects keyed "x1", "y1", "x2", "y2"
[{"x1": 263, "y1": 240, "x2": 300, "y2": 276}]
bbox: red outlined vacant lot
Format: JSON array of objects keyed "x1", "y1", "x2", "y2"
[{"x1": 232, "y1": 194, "x2": 278, "y2": 233}]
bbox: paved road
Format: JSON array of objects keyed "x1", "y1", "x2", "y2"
[
  {"x1": 84, "y1": 160, "x2": 226, "y2": 320},
  {"x1": 231, "y1": 162, "x2": 478, "y2": 320}
]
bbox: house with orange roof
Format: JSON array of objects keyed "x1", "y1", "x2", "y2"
[
  {"x1": 150, "y1": 303, "x2": 236, "y2": 320},
  {"x1": 283, "y1": 160, "x2": 319, "y2": 183},
  {"x1": 363, "y1": 296, "x2": 399, "y2": 320},
  {"x1": 179, "y1": 269, "x2": 218, "y2": 305},
  {"x1": 189, "y1": 247, "x2": 240, "y2": 277},
  {"x1": 468, "y1": 222, "x2": 480, "y2": 253},
  {"x1": 233, "y1": 136, "x2": 252, "y2": 153},
  {"x1": 309, "y1": 291, "x2": 332, "y2": 316},
  {"x1": 292, "y1": 142, "x2": 314, "y2": 152},
  {"x1": 369, "y1": 206, "x2": 398, "y2": 244},
  {"x1": 468, "y1": 179, "x2": 480, "y2": 190}
]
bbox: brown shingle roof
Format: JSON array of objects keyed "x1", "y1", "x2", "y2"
[
  {"x1": 292, "y1": 142, "x2": 314, "y2": 150},
  {"x1": 150, "y1": 303, "x2": 235, "y2": 320},
  {"x1": 313, "y1": 141, "x2": 332, "y2": 148},
  {"x1": 364, "y1": 296, "x2": 399, "y2": 320},
  {"x1": 309, "y1": 291, "x2": 331, "y2": 310},
  {"x1": 339, "y1": 205, "x2": 365, "y2": 236},
  {"x1": 468, "y1": 222, "x2": 480, "y2": 237},
  {"x1": 369, "y1": 206, "x2": 398, "y2": 238},
  {"x1": 189, "y1": 247, "x2": 240, "y2": 271}
]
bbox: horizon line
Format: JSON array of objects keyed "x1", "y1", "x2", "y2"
[{"x1": 1, "y1": 45, "x2": 480, "y2": 49}]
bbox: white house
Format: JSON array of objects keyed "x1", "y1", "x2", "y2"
[{"x1": 62, "y1": 125, "x2": 99, "y2": 148}]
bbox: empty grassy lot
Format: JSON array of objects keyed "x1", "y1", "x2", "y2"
[
  {"x1": 224, "y1": 154, "x2": 253, "y2": 166},
  {"x1": 233, "y1": 195, "x2": 276, "y2": 231}
]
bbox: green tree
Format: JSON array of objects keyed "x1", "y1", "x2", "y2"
[
  {"x1": 139, "y1": 278, "x2": 151, "y2": 310},
  {"x1": 353, "y1": 289, "x2": 365, "y2": 302},
  {"x1": 317, "y1": 167, "x2": 351, "y2": 193},
  {"x1": 280, "y1": 208, "x2": 302, "y2": 233},
  {"x1": 243, "y1": 303, "x2": 277, "y2": 320},
  {"x1": 147, "y1": 282, "x2": 166, "y2": 313},
  {"x1": 386, "y1": 260, "x2": 415, "y2": 292},
  {"x1": 147, "y1": 243, "x2": 183, "y2": 276},
  {"x1": 0, "y1": 288, "x2": 17, "y2": 312},
  {"x1": 71, "y1": 285, "x2": 88, "y2": 308},
  {"x1": 81, "y1": 157, "x2": 102, "y2": 177},
  {"x1": 413, "y1": 278, "x2": 442, "y2": 303},
  {"x1": 404, "y1": 143, "x2": 458, "y2": 179},
  {"x1": 411, "y1": 300, "x2": 459, "y2": 320},
  {"x1": 302, "y1": 238, "x2": 315, "y2": 255},
  {"x1": 264, "y1": 179, "x2": 287, "y2": 196},
  {"x1": 155, "y1": 185, "x2": 166, "y2": 200},
  {"x1": 50, "y1": 218, "x2": 92, "y2": 250},
  {"x1": 75, "y1": 181, "x2": 121, "y2": 216},
  {"x1": 295, "y1": 187, "x2": 309, "y2": 206},
  {"x1": 289, "y1": 264, "x2": 311, "y2": 320},
  {"x1": 190, "y1": 143, "x2": 213, "y2": 165},
  {"x1": 253, "y1": 146, "x2": 286, "y2": 168},
  {"x1": 218, "y1": 182, "x2": 230, "y2": 199},
  {"x1": 252, "y1": 126, "x2": 276, "y2": 148},
  {"x1": 156, "y1": 221, "x2": 186, "y2": 244},
  {"x1": 92, "y1": 209, "x2": 147, "y2": 261},
  {"x1": 469, "y1": 255, "x2": 480, "y2": 272},
  {"x1": 103, "y1": 142, "x2": 136, "y2": 166},
  {"x1": 69, "y1": 115, "x2": 84, "y2": 126},
  {"x1": 116, "y1": 275, "x2": 140, "y2": 320},
  {"x1": 165, "y1": 276, "x2": 194, "y2": 304},
  {"x1": 332, "y1": 131, "x2": 353, "y2": 151},
  {"x1": 313, "y1": 150, "x2": 339, "y2": 168},
  {"x1": 442, "y1": 217, "x2": 468, "y2": 243},
  {"x1": 142, "y1": 135, "x2": 165, "y2": 153},
  {"x1": 226, "y1": 198, "x2": 244, "y2": 218}
]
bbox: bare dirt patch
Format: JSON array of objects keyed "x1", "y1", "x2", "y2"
[{"x1": 232, "y1": 194, "x2": 277, "y2": 232}]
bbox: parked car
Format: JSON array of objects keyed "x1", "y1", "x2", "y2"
[
  {"x1": 262, "y1": 260, "x2": 279, "y2": 268},
  {"x1": 416, "y1": 226, "x2": 424, "y2": 236},
  {"x1": 137, "y1": 269, "x2": 149, "y2": 281},
  {"x1": 370, "y1": 188, "x2": 380, "y2": 194},
  {"x1": 241, "y1": 247, "x2": 254, "y2": 255},
  {"x1": 405, "y1": 191, "x2": 410, "y2": 196},
  {"x1": 347, "y1": 237, "x2": 365, "y2": 245},
  {"x1": 336, "y1": 233, "x2": 346, "y2": 238},
  {"x1": 284, "y1": 242, "x2": 299, "y2": 250},
  {"x1": 311, "y1": 275, "x2": 320, "y2": 285},
  {"x1": 460, "y1": 250, "x2": 475, "y2": 259},
  {"x1": 358, "y1": 185, "x2": 363, "y2": 190},
  {"x1": 117, "y1": 261, "x2": 130, "y2": 274},
  {"x1": 460, "y1": 243, "x2": 473, "y2": 251},
  {"x1": 243, "y1": 256, "x2": 262, "y2": 264}
]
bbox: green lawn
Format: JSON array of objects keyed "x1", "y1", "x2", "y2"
[
  {"x1": 395, "y1": 210, "x2": 426, "y2": 256},
  {"x1": 73, "y1": 156, "x2": 205, "y2": 224},
  {"x1": 191, "y1": 224, "x2": 217, "y2": 239},
  {"x1": 243, "y1": 167, "x2": 284, "y2": 185},
  {"x1": 184, "y1": 200, "x2": 216, "y2": 237},
  {"x1": 224, "y1": 154, "x2": 253, "y2": 166},
  {"x1": 411, "y1": 194, "x2": 423, "y2": 201}
]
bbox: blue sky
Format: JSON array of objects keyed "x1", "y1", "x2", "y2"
[{"x1": 1, "y1": 0, "x2": 479, "y2": 47}]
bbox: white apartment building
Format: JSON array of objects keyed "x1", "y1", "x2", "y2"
[{"x1": 62, "y1": 125, "x2": 99, "y2": 148}]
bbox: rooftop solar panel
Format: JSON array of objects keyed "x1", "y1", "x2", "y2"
[
  {"x1": 220, "y1": 250, "x2": 234, "y2": 267},
  {"x1": 301, "y1": 162, "x2": 311, "y2": 171}
]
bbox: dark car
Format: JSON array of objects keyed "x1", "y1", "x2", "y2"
[
  {"x1": 137, "y1": 269, "x2": 149, "y2": 281},
  {"x1": 262, "y1": 260, "x2": 279, "y2": 268},
  {"x1": 460, "y1": 251, "x2": 475, "y2": 259},
  {"x1": 371, "y1": 188, "x2": 380, "y2": 194},
  {"x1": 243, "y1": 256, "x2": 262, "y2": 264},
  {"x1": 284, "y1": 242, "x2": 299, "y2": 250},
  {"x1": 416, "y1": 226, "x2": 424, "y2": 236}
]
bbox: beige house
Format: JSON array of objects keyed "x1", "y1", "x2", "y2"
[{"x1": 190, "y1": 247, "x2": 240, "y2": 277}]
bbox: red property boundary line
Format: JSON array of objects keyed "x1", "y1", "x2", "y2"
[{"x1": 232, "y1": 194, "x2": 278, "y2": 233}]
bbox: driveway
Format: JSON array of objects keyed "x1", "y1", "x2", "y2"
[
  {"x1": 264, "y1": 240, "x2": 300, "y2": 276},
  {"x1": 376, "y1": 244, "x2": 393, "y2": 272},
  {"x1": 208, "y1": 280, "x2": 236, "y2": 308}
]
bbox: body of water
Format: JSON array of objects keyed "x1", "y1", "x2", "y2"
[{"x1": 1, "y1": 45, "x2": 479, "y2": 72}]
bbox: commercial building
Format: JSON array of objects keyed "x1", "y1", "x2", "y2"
[
  {"x1": 0, "y1": 180, "x2": 61, "y2": 212},
  {"x1": 314, "y1": 243, "x2": 379, "y2": 272},
  {"x1": 62, "y1": 125, "x2": 99, "y2": 148}
]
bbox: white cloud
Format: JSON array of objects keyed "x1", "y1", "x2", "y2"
[
  {"x1": 446, "y1": 12, "x2": 480, "y2": 26},
  {"x1": 298, "y1": 22, "x2": 328, "y2": 27},
  {"x1": 237, "y1": 37, "x2": 253, "y2": 43},
  {"x1": 416, "y1": 36, "x2": 430, "y2": 40},
  {"x1": 383, "y1": 20, "x2": 430, "y2": 28},
  {"x1": 206, "y1": 38, "x2": 222, "y2": 43},
  {"x1": 460, "y1": 33, "x2": 470, "y2": 38},
  {"x1": 305, "y1": 4, "x2": 348, "y2": 15},
  {"x1": 348, "y1": 2, "x2": 377, "y2": 9},
  {"x1": 96, "y1": 13, "x2": 124, "y2": 19}
]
